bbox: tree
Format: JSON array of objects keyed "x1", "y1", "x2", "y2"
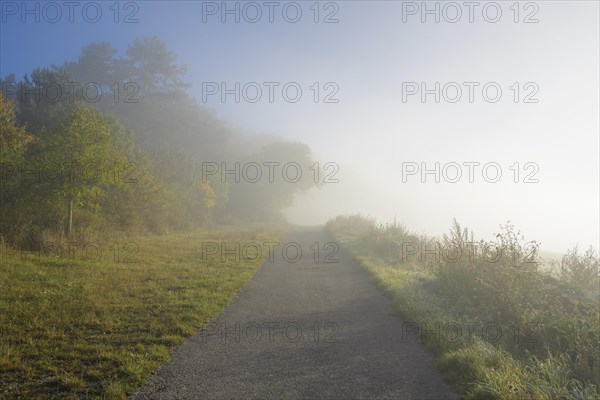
[
  {"x1": 2, "y1": 38, "x2": 322, "y2": 238},
  {"x1": 63, "y1": 42, "x2": 120, "y2": 88},
  {"x1": 124, "y1": 37, "x2": 189, "y2": 94},
  {"x1": 62, "y1": 38, "x2": 233, "y2": 158},
  {"x1": 0, "y1": 92, "x2": 32, "y2": 162},
  {"x1": 8, "y1": 68, "x2": 83, "y2": 136},
  {"x1": 223, "y1": 141, "x2": 322, "y2": 222},
  {"x1": 39, "y1": 106, "x2": 129, "y2": 236},
  {"x1": 0, "y1": 93, "x2": 34, "y2": 242}
]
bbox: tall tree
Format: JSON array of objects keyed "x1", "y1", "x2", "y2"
[{"x1": 7, "y1": 68, "x2": 82, "y2": 136}]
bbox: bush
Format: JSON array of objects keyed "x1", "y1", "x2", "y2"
[{"x1": 553, "y1": 246, "x2": 599, "y2": 301}]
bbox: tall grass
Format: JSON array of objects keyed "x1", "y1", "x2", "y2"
[{"x1": 327, "y1": 215, "x2": 599, "y2": 400}]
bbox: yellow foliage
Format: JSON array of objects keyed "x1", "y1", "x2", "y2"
[{"x1": 0, "y1": 93, "x2": 33, "y2": 159}]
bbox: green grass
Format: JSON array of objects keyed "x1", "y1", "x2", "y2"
[
  {"x1": 326, "y1": 215, "x2": 599, "y2": 400},
  {"x1": 362, "y1": 258, "x2": 599, "y2": 400},
  {"x1": 0, "y1": 227, "x2": 284, "y2": 399}
]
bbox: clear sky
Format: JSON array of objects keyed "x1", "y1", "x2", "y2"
[{"x1": 1, "y1": 1, "x2": 598, "y2": 252}]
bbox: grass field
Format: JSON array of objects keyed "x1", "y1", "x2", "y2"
[{"x1": 0, "y1": 227, "x2": 284, "y2": 399}]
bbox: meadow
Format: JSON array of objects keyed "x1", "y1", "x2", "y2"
[{"x1": 0, "y1": 227, "x2": 284, "y2": 399}]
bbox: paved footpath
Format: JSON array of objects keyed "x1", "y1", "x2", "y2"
[{"x1": 132, "y1": 227, "x2": 459, "y2": 400}]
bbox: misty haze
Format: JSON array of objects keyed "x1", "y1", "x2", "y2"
[{"x1": 0, "y1": 1, "x2": 598, "y2": 399}]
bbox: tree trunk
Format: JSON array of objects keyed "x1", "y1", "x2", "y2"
[{"x1": 67, "y1": 197, "x2": 74, "y2": 237}]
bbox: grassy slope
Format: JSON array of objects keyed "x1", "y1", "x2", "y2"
[{"x1": 0, "y1": 227, "x2": 284, "y2": 399}]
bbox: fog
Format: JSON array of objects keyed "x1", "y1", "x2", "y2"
[
  {"x1": 1, "y1": 2, "x2": 599, "y2": 398},
  {"x1": 2, "y1": 1, "x2": 598, "y2": 252},
  {"x1": 197, "y1": 2, "x2": 599, "y2": 252}
]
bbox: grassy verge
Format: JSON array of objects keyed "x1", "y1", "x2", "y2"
[
  {"x1": 327, "y1": 215, "x2": 599, "y2": 400},
  {"x1": 0, "y1": 227, "x2": 284, "y2": 399}
]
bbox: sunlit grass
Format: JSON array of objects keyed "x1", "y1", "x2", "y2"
[{"x1": 0, "y1": 227, "x2": 284, "y2": 399}]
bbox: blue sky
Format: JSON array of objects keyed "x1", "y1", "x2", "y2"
[{"x1": 1, "y1": 1, "x2": 599, "y2": 252}]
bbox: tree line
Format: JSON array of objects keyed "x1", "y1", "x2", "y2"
[{"x1": 0, "y1": 37, "x2": 319, "y2": 247}]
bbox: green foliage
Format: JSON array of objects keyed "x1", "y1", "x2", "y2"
[
  {"x1": 147, "y1": 150, "x2": 218, "y2": 230},
  {"x1": 3, "y1": 68, "x2": 82, "y2": 136},
  {"x1": 0, "y1": 93, "x2": 33, "y2": 162},
  {"x1": 40, "y1": 106, "x2": 127, "y2": 207},
  {"x1": 1, "y1": 37, "x2": 319, "y2": 242}
]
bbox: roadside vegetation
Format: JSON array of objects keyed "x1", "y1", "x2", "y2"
[{"x1": 327, "y1": 215, "x2": 599, "y2": 400}]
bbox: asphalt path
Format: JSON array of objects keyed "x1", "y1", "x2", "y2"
[{"x1": 132, "y1": 227, "x2": 459, "y2": 400}]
